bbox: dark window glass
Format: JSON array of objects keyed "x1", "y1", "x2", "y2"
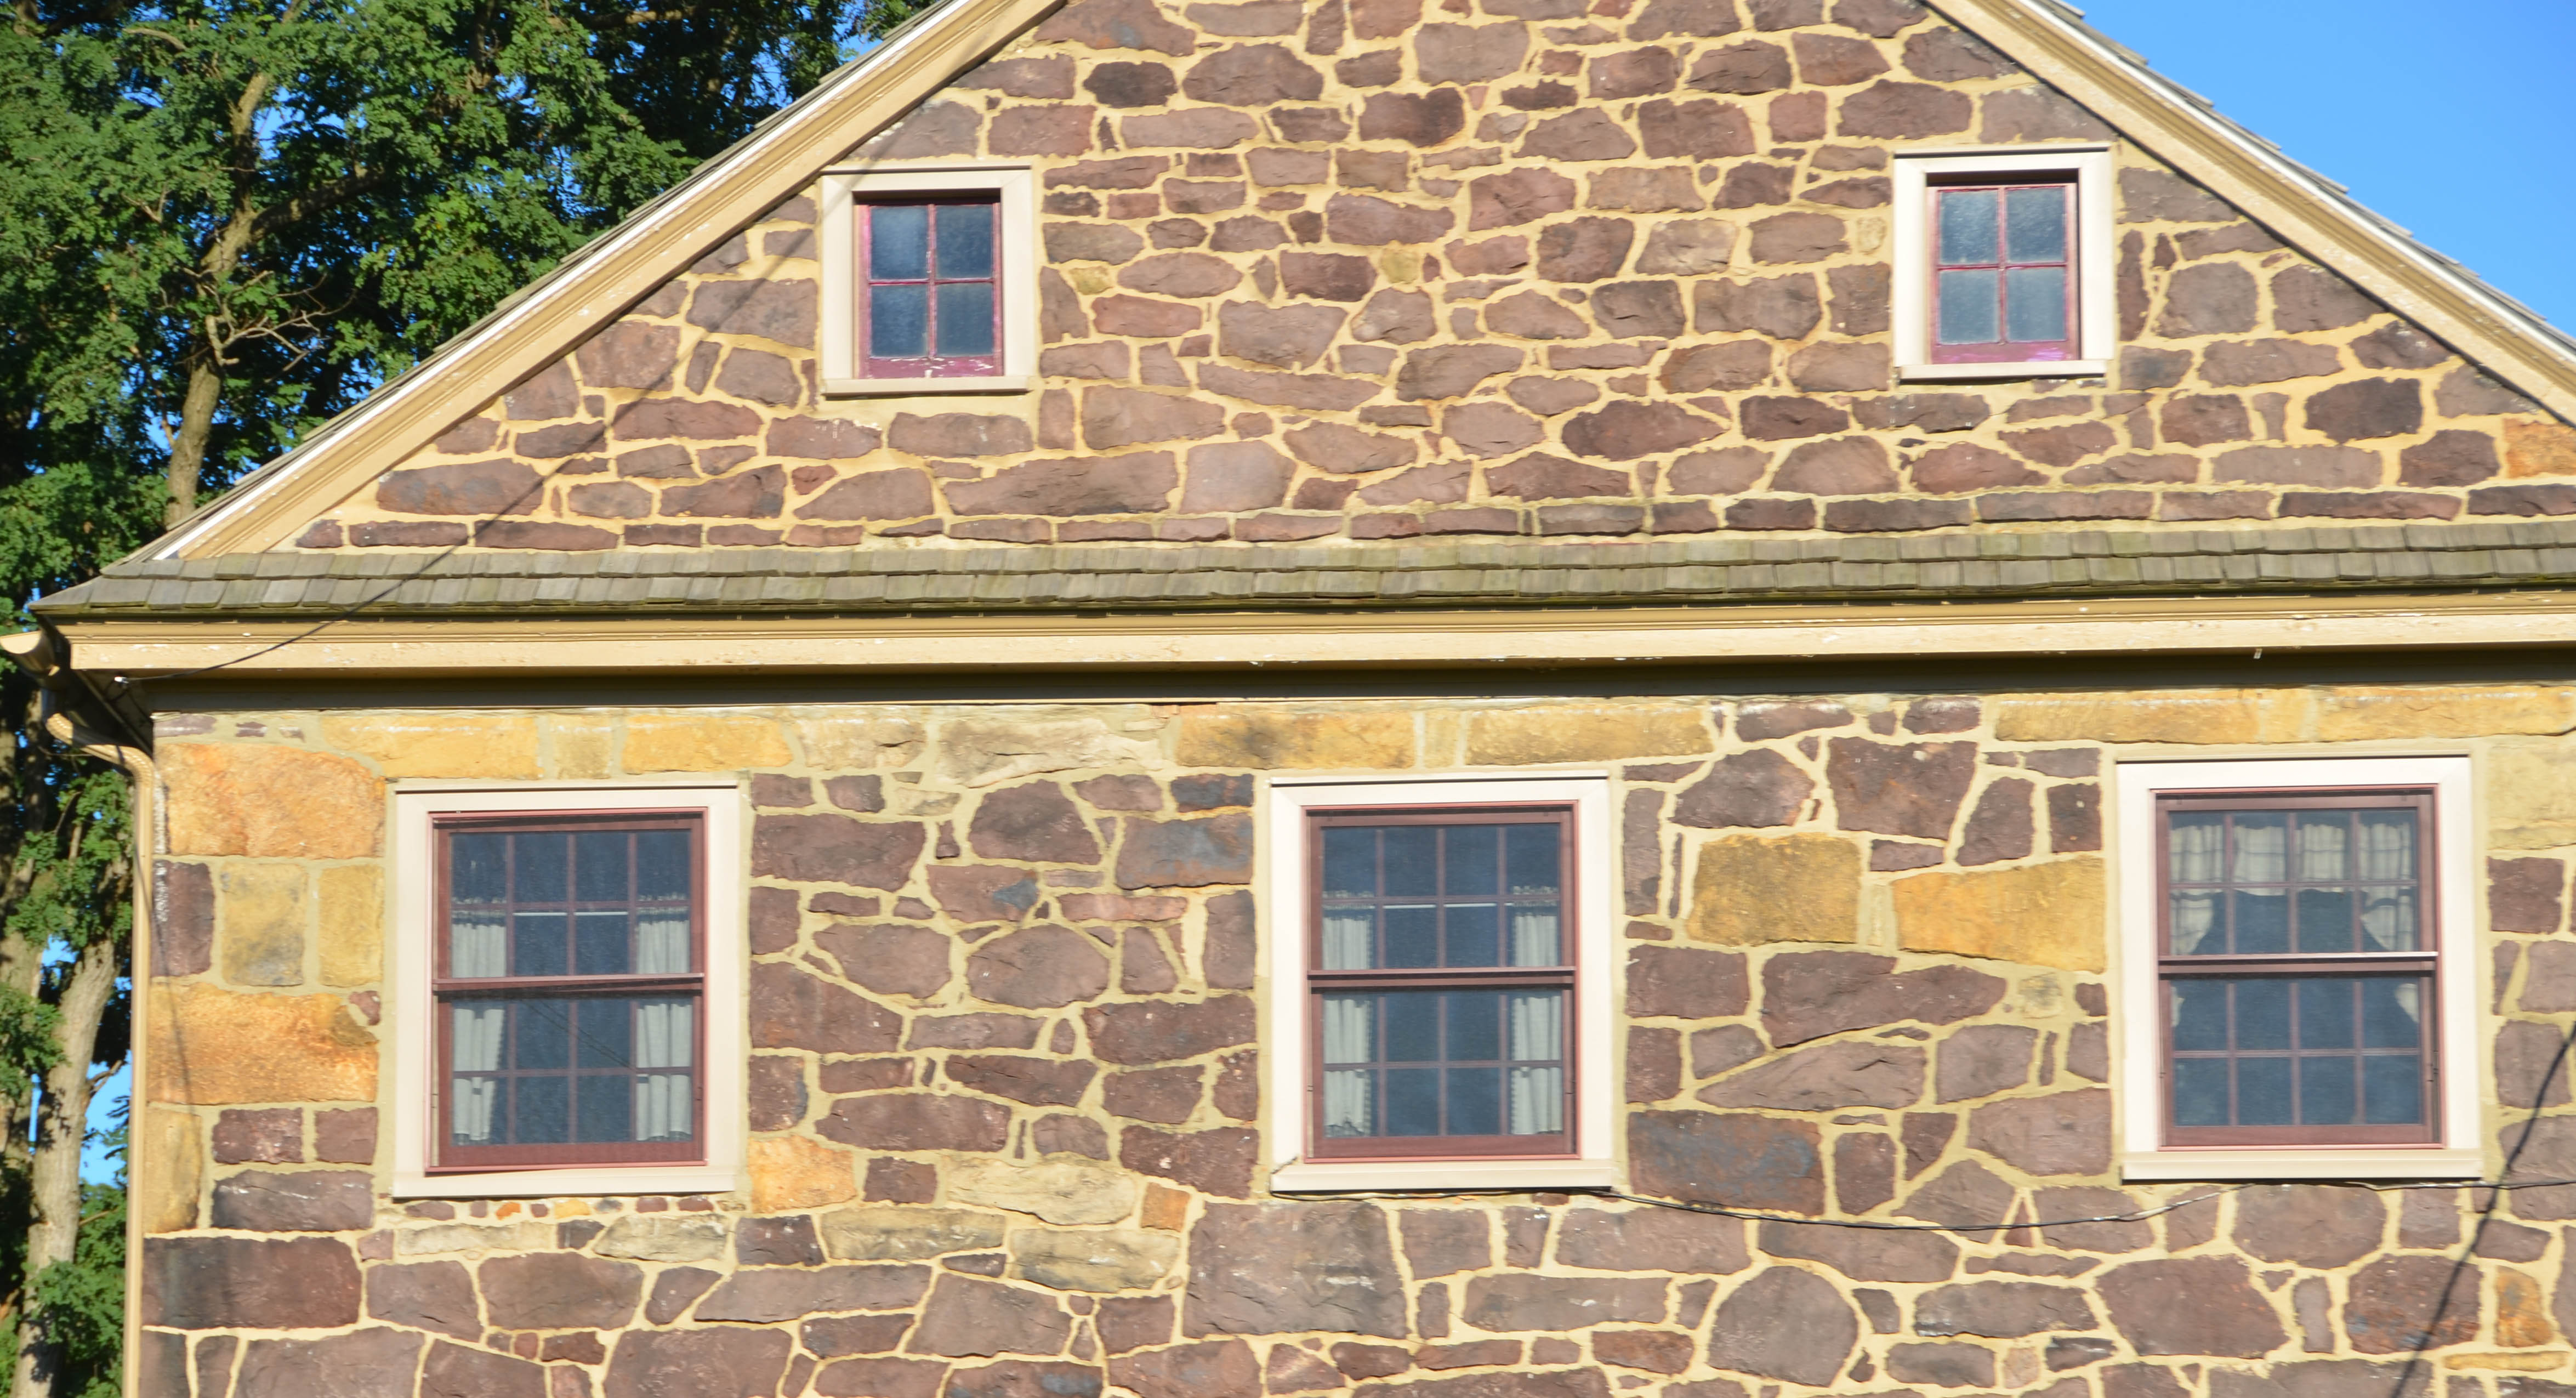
[
  {"x1": 862, "y1": 198, "x2": 1002, "y2": 378},
  {"x1": 1930, "y1": 179, "x2": 2077, "y2": 363}
]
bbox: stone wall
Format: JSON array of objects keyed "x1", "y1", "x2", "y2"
[
  {"x1": 283, "y1": 0, "x2": 2576, "y2": 555},
  {"x1": 137, "y1": 684, "x2": 2576, "y2": 1396}
]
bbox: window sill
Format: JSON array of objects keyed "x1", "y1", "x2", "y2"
[
  {"x1": 2121, "y1": 1147, "x2": 2480, "y2": 1182},
  {"x1": 822, "y1": 374, "x2": 1030, "y2": 397},
  {"x1": 1270, "y1": 1159, "x2": 1618, "y2": 1194},
  {"x1": 1899, "y1": 359, "x2": 2109, "y2": 382},
  {"x1": 394, "y1": 1166, "x2": 741, "y2": 1200}
]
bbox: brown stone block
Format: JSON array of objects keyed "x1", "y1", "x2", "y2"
[
  {"x1": 1915, "y1": 1280, "x2": 2096, "y2": 1338},
  {"x1": 822, "y1": 1093, "x2": 1012, "y2": 1153},
  {"x1": 607, "y1": 1329, "x2": 794, "y2": 1398},
  {"x1": 1964, "y1": 1088, "x2": 2111, "y2": 1175},
  {"x1": 1760, "y1": 950, "x2": 2006, "y2": 1047},
  {"x1": 1461, "y1": 1274, "x2": 1667, "y2": 1331},
  {"x1": 149, "y1": 985, "x2": 376, "y2": 1105},
  {"x1": 368, "y1": 1259, "x2": 480, "y2": 1340},
  {"x1": 1991, "y1": 689, "x2": 2309, "y2": 744},
  {"x1": 235, "y1": 1329, "x2": 426, "y2": 1397},
  {"x1": 1400, "y1": 1209, "x2": 1492, "y2": 1278},
  {"x1": 1704, "y1": 1266, "x2": 1854, "y2": 1385},
  {"x1": 1699, "y1": 1039, "x2": 1921, "y2": 1111},
  {"x1": 145, "y1": 1235, "x2": 363, "y2": 1329},
  {"x1": 1629, "y1": 1110, "x2": 1822, "y2": 1213},
  {"x1": 2492, "y1": 857, "x2": 2569, "y2": 935},
  {"x1": 1936, "y1": 1023, "x2": 2037, "y2": 1103},
  {"x1": 211, "y1": 1168, "x2": 372, "y2": 1231},
  {"x1": 2097, "y1": 1257, "x2": 2284, "y2": 1359},
  {"x1": 1893, "y1": 859, "x2": 2107, "y2": 972},
  {"x1": 1685, "y1": 833, "x2": 1859, "y2": 946},
  {"x1": 1185, "y1": 1202, "x2": 1407, "y2": 1338},
  {"x1": 1627, "y1": 945, "x2": 1750, "y2": 1019},
  {"x1": 1826, "y1": 737, "x2": 1976, "y2": 839},
  {"x1": 2346, "y1": 1254, "x2": 2481, "y2": 1354},
  {"x1": 163, "y1": 744, "x2": 380, "y2": 859},
  {"x1": 153, "y1": 859, "x2": 215, "y2": 978},
  {"x1": 1086, "y1": 996, "x2": 1257, "y2": 1065}
]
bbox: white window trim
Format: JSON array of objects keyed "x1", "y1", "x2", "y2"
[
  {"x1": 2113, "y1": 755, "x2": 2481, "y2": 1181},
  {"x1": 1892, "y1": 144, "x2": 2116, "y2": 382},
  {"x1": 818, "y1": 163, "x2": 1037, "y2": 396},
  {"x1": 1261, "y1": 773, "x2": 1618, "y2": 1194},
  {"x1": 389, "y1": 781, "x2": 748, "y2": 1199}
]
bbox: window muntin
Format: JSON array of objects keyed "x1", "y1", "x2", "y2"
[
  {"x1": 1931, "y1": 180, "x2": 2076, "y2": 364},
  {"x1": 860, "y1": 198, "x2": 1000, "y2": 379},
  {"x1": 2157, "y1": 789, "x2": 2437, "y2": 1148},
  {"x1": 1306, "y1": 809, "x2": 1576, "y2": 1160},
  {"x1": 435, "y1": 814, "x2": 705, "y2": 1170}
]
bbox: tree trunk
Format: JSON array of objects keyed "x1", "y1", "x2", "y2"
[
  {"x1": 7, "y1": 932, "x2": 117, "y2": 1398},
  {"x1": 161, "y1": 359, "x2": 224, "y2": 528}
]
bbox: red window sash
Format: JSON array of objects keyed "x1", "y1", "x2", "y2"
[
  {"x1": 858, "y1": 197, "x2": 1003, "y2": 380},
  {"x1": 1927, "y1": 178, "x2": 2079, "y2": 365}
]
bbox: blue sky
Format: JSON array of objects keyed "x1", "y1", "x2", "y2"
[{"x1": 2077, "y1": 0, "x2": 2576, "y2": 331}]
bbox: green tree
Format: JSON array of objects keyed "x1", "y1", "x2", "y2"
[{"x1": 0, "y1": 0, "x2": 873, "y2": 1390}]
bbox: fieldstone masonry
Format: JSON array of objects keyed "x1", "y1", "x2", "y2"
[
  {"x1": 282, "y1": 0, "x2": 2576, "y2": 554},
  {"x1": 138, "y1": 685, "x2": 2576, "y2": 1396}
]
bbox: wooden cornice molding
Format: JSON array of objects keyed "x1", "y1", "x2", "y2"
[
  {"x1": 1932, "y1": 0, "x2": 2576, "y2": 424},
  {"x1": 150, "y1": 0, "x2": 1064, "y2": 561}
]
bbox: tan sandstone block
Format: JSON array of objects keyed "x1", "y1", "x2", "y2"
[
  {"x1": 543, "y1": 714, "x2": 618, "y2": 779},
  {"x1": 749, "y1": 1135, "x2": 858, "y2": 1212},
  {"x1": 934, "y1": 713, "x2": 1157, "y2": 787},
  {"x1": 1894, "y1": 858, "x2": 2108, "y2": 973},
  {"x1": 147, "y1": 984, "x2": 377, "y2": 1104},
  {"x1": 137, "y1": 1107, "x2": 204, "y2": 1233},
  {"x1": 623, "y1": 713, "x2": 794, "y2": 771},
  {"x1": 319, "y1": 865, "x2": 385, "y2": 987},
  {"x1": 799, "y1": 717, "x2": 925, "y2": 770},
  {"x1": 319, "y1": 712, "x2": 539, "y2": 778},
  {"x1": 1686, "y1": 834, "x2": 1861, "y2": 947},
  {"x1": 162, "y1": 744, "x2": 382, "y2": 859},
  {"x1": 2490, "y1": 740, "x2": 2576, "y2": 849},
  {"x1": 1990, "y1": 690, "x2": 2309, "y2": 745},
  {"x1": 1009, "y1": 1227, "x2": 1181, "y2": 1292},
  {"x1": 1466, "y1": 706, "x2": 1713, "y2": 765},
  {"x1": 2446, "y1": 1354, "x2": 2567, "y2": 1372},
  {"x1": 2497, "y1": 1268, "x2": 2556, "y2": 1348},
  {"x1": 2506, "y1": 419, "x2": 2576, "y2": 479},
  {"x1": 2316, "y1": 685, "x2": 2576, "y2": 740},
  {"x1": 219, "y1": 863, "x2": 307, "y2": 987},
  {"x1": 949, "y1": 1158, "x2": 1139, "y2": 1225},
  {"x1": 1175, "y1": 711, "x2": 1415, "y2": 770}
]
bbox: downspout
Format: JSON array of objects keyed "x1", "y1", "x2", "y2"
[{"x1": 0, "y1": 629, "x2": 153, "y2": 1398}]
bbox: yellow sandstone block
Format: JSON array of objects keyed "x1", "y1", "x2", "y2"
[
  {"x1": 137, "y1": 1107, "x2": 204, "y2": 1234},
  {"x1": 147, "y1": 984, "x2": 377, "y2": 1104},
  {"x1": 543, "y1": 714, "x2": 619, "y2": 780},
  {"x1": 1990, "y1": 690, "x2": 2309, "y2": 745},
  {"x1": 319, "y1": 865, "x2": 385, "y2": 987},
  {"x1": 623, "y1": 713, "x2": 794, "y2": 771},
  {"x1": 2444, "y1": 1354, "x2": 2567, "y2": 1373},
  {"x1": 219, "y1": 863, "x2": 307, "y2": 987},
  {"x1": 1685, "y1": 834, "x2": 1860, "y2": 947},
  {"x1": 2488, "y1": 740, "x2": 2576, "y2": 850},
  {"x1": 1894, "y1": 858, "x2": 2108, "y2": 973},
  {"x1": 750, "y1": 1135, "x2": 858, "y2": 1212},
  {"x1": 1175, "y1": 711, "x2": 1415, "y2": 770},
  {"x1": 2505, "y1": 419, "x2": 2576, "y2": 479},
  {"x1": 2498, "y1": 1268, "x2": 2556, "y2": 1348},
  {"x1": 319, "y1": 712, "x2": 540, "y2": 779},
  {"x1": 1466, "y1": 706, "x2": 1713, "y2": 765},
  {"x1": 2316, "y1": 685, "x2": 2576, "y2": 741},
  {"x1": 162, "y1": 744, "x2": 382, "y2": 859}
]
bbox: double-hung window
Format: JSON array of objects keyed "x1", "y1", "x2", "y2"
[
  {"x1": 392, "y1": 783, "x2": 745, "y2": 1197},
  {"x1": 2116, "y1": 757, "x2": 2478, "y2": 1180},
  {"x1": 819, "y1": 167, "x2": 1036, "y2": 395},
  {"x1": 1893, "y1": 146, "x2": 2114, "y2": 381},
  {"x1": 1267, "y1": 776, "x2": 1615, "y2": 1192}
]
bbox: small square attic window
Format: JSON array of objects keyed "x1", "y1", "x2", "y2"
[
  {"x1": 1893, "y1": 146, "x2": 2114, "y2": 382},
  {"x1": 820, "y1": 166, "x2": 1035, "y2": 395}
]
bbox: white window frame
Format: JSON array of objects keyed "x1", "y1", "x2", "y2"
[
  {"x1": 818, "y1": 164, "x2": 1037, "y2": 397},
  {"x1": 1892, "y1": 145, "x2": 2116, "y2": 382},
  {"x1": 2113, "y1": 755, "x2": 2481, "y2": 1181},
  {"x1": 1262, "y1": 774, "x2": 1618, "y2": 1193},
  {"x1": 389, "y1": 781, "x2": 748, "y2": 1198}
]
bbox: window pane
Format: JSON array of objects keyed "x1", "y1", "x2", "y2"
[
  {"x1": 1509, "y1": 906, "x2": 1560, "y2": 968},
  {"x1": 936, "y1": 282, "x2": 997, "y2": 357},
  {"x1": 870, "y1": 204, "x2": 929, "y2": 280},
  {"x1": 1446, "y1": 902, "x2": 1500, "y2": 967},
  {"x1": 2299, "y1": 1055, "x2": 2357, "y2": 1125},
  {"x1": 511, "y1": 1075, "x2": 570, "y2": 1144},
  {"x1": 2297, "y1": 979, "x2": 2356, "y2": 1049},
  {"x1": 1385, "y1": 1068, "x2": 1441, "y2": 1136},
  {"x1": 513, "y1": 911, "x2": 568, "y2": 977},
  {"x1": 936, "y1": 203, "x2": 997, "y2": 279},
  {"x1": 450, "y1": 996, "x2": 697, "y2": 1147},
  {"x1": 2003, "y1": 266, "x2": 2067, "y2": 343},
  {"x1": 578, "y1": 1075, "x2": 634, "y2": 1144},
  {"x1": 2364, "y1": 1055, "x2": 2426, "y2": 1124},
  {"x1": 1320, "y1": 987, "x2": 1565, "y2": 1139},
  {"x1": 1323, "y1": 827, "x2": 1377, "y2": 898},
  {"x1": 1936, "y1": 269, "x2": 1999, "y2": 344},
  {"x1": 452, "y1": 912, "x2": 507, "y2": 979},
  {"x1": 1446, "y1": 990, "x2": 1501, "y2": 1061},
  {"x1": 1506, "y1": 825, "x2": 1560, "y2": 895},
  {"x1": 2232, "y1": 812, "x2": 2287, "y2": 882},
  {"x1": 2169, "y1": 811, "x2": 2224, "y2": 883},
  {"x1": 2231, "y1": 889, "x2": 2289, "y2": 954},
  {"x1": 576, "y1": 911, "x2": 630, "y2": 976},
  {"x1": 1383, "y1": 992, "x2": 1440, "y2": 1062},
  {"x1": 636, "y1": 829, "x2": 691, "y2": 902},
  {"x1": 1321, "y1": 911, "x2": 1374, "y2": 970},
  {"x1": 2173, "y1": 1058, "x2": 2230, "y2": 1127},
  {"x1": 2359, "y1": 885, "x2": 2418, "y2": 952},
  {"x1": 1383, "y1": 905, "x2": 1436, "y2": 967},
  {"x1": 2169, "y1": 890, "x2": 2220, "y2": 956},
  {"x1": 1322, "y1": 1068, "x2": 1373, "y2": 1136},
  {"x1": 2362, "y1": 979, "x2": 2424, "y2": 1049},
  {"x1": 1446, "y1": 1066, "x2": 1503, "y2": 1136},
  {"x1": 516, "y1": 999, "x2": 572, "y2": 1070},
  {"x1": 2294, "y1": 887, "x2": 2356, "y2": 953},
  {"x1": 1937, "y1": 188, "x2": 1998, "y2": 264},
  {"x1": 1384, "y1": 828, "x2": 1437, "y2": 896},
  {"x1": 2236, "y1": 1058, "x2": 2294, "y2": 1125},
  {"x1": 575, "y1": 831, "x2": 628, "y2": 903},
  {"x1": 576, "y1": 998, "x2": 635, "y2": 1069},
  {"x1": 453, "y1": 833, "x2": 507, "y2": 903},
  {"x1": 870, "y1": 284, "x2": 928, "y2": 359},
  {"x1": 1445, "y1": 827, "x2": 1500, "y2": 896},
  {"x1": 516, "y1": 832, "x2": 568, "y2": 902},
  {"x1": 2170, "y1": 979, "x2": 2228, "y2": 1052},
  {"x1": 2235, "y1": 979, "x2": 2290, "y2": 1050},
  {"x1": 2003, "y1": 185, "x2": 2067, "y2": 262}
]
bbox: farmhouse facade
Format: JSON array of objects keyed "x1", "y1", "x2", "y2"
[{"x1": 23, "y1": 0, "x2": 2576, "y2": 1395}]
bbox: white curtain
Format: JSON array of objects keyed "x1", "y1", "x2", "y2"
[
  {"x1": 636, "y1": 913, "x2": 690, "y2": 974},
  {"x1": 2358, "y1": 810, "x2": 2419, "y2": 951},
  {"x1": 1505, "y1": 990, "x2": 1562, "y2": 1136},
  {"x1": 1322, "y1": 911, "x2": 1373, "y2": 970},
  {"x1": 451, "y1": 913, "x2": 506, "y2": 978},
  {"x1": 2231, "y1": 815, "x2": 2287, "y2": 884},
  {"x1": 633, "y1": 1000, "x2": 694, "y2": 1141},
  {"x1": 450, "y1": 1004, "x2": 506, "y2": 1143},
  {"x1": 2168, "y1": 814, "x2": 2224, "y2": 954},
  {"x1": 1509, "y1": 907, "x2": 1560, "y2": 968},
  {"x1": 1321, "y1": 996, "x2": 1373, "y2": 1136}
]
